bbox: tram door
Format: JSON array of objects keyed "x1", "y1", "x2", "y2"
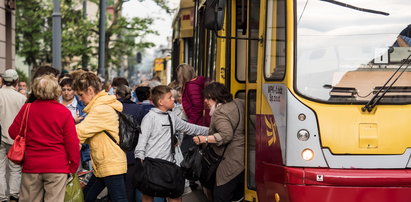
[{"x1": 228, "y1": 0, "x2": 262, "y2": 201}]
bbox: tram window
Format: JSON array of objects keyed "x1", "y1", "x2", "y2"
[
  {"x1": 184, "y1": 38, "x2": 194, "y2": 66},
  {"x1": 206, "y1": 30, "x2": 217, "y2": 80},
  {"x1": 248, "y1": 0, "x2": 260, "y2": 83},
  {"x1": 247, "y1": 90, "x2": 257, "y2": 190},
  {"x1": 264, "y1": 0, "x2": 286, "y2": 81},
  {"x1": 235, "y1": 90, "x2": 246, "y2": 99},
  {"x1": 197, "y1": 8, "x2": 207, "y2": 76},
  {"x1": 235, "y1": 0, "x2": 247, "y2": 82}
]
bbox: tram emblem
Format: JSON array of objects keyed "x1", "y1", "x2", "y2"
[{"x1": 264, "y1": 115, "x2": 277, "y2": 146}]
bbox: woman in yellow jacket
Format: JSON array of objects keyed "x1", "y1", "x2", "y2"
[{"x1": 73, "y1": 72, "x2": 127, "y2": 202}]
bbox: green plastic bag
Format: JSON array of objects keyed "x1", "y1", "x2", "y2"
[{"x1": 64, "y1": 174, "x2": 84, "y2": 202}]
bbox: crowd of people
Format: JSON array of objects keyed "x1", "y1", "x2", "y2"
[{"x1": 0, "y1": 64, "x2": 245, "y2": 202}]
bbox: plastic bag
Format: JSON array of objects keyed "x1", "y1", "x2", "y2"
[{"x1": 64, "y1": 174, "x2": 84, "y2": 202}]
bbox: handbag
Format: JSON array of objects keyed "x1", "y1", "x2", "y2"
[
  {"x1": 64, "y1": 174, "x2": 84, "y2": 202},
  {"x1": 199, "y1": 101, "x2": 241, "y2": 189},
  {"x1": 134, "y1": 113, "x2": 185, "y2": 198},
  {"x1": 180, "y1": 145, "x2": 202, "y2": 181},
  {"x1": 199, "y1": 144, "x2": 228, "y2": 189},
  {"x1": 7, "y1": 103, "x2": 31, "y2": 165}
]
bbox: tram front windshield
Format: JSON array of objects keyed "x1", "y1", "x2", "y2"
[{"x1": 296, "y1": 0, "x2": 411, "y2": 103}]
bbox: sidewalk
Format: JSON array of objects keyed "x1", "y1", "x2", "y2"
[{"x1": 182, "y1": 189, "x2": 209, "y2": 202}]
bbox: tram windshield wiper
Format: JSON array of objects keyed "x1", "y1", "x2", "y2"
[
  {"x1": 362, "y1": 53, "x2": 411, "y2": 112},
  {"x1": 319, "y1": 0, "x2": 389, "y2": 16}
]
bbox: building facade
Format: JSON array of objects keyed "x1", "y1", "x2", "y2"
[{"x1": 0, "y1": 0, "x2": 15, "y2": 73}]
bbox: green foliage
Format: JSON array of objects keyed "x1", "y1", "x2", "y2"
[
  {"x1": 15, "y1": 68, "x2": 29, "y2": 84},
  {"x1": 16, "y1": 0, "x2": 93, "y2": 69},
  {"x1": 16, "y1": 0, "x2": 51, "y2": 68},
  {"x1": 16, "y1": 0, "x2": 171, "y2": 77}
]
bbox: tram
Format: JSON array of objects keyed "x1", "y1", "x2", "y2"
[
  {"x1": 172, "y1": 0, "x2": 411, "y2": 201},
  {"x1": 153, "y1": 56, "x2": 172, "y2": 85}
]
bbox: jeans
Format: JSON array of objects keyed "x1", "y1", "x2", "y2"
[
  {"x1": 0, "y1": 141, "x2": 21, "y2": 201},
  {"x1": 84, "y1": 174, "x2": 128, "y2": 202}
]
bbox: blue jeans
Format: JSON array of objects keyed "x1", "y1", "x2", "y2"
[{"x1": 84, "y1": 174, "x2": 128, "y2": 202}]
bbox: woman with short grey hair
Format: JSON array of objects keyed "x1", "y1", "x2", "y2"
[{"x1": 9, "y1": 74, "x2": 80, "y2": 202}]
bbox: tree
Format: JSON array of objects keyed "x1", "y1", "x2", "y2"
[
  {"x1": 16, "y1": 0, "x2": 173, "y2": 77},
  {"x1": 16, "y1": 0, "x2": 49, "y2": 68},
  {"x1": 91, "y1": 0, "x2": 159, "y2": 77},
  {"x1": 16, "y1": 0, "x2": 94, "y2": 70}
]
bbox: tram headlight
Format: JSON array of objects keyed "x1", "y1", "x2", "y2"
[
  {"x1": 302, "y1": 148, "x2": 314, "y2": 161},
  {"x1": 297, "y1": 129, "x2": 310, "y2": 141},
  {"x1": 298, "y1": 113, "x2": 306, "y2": 121}
]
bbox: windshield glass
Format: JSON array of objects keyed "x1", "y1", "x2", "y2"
[{"x1": 296, "y1": 0, "x2": 411, "y2": 103}]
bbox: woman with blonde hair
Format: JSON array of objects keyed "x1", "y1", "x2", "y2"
[
  {"x1": 176, "y1": 64, "x2": 209, "y2": 126},
  {"x1": 73, "y1": 72, "x2": 127, "y2": 202},
  {"x1": 176, "y1": 63, "x2": 210, "y2": 190},
  {"x1": 9, "y1": 74, "x2": 80, "y2": 202}
]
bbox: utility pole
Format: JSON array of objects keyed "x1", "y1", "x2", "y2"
[
  {"x1": 98, "y1": 0, "x2": 106, "y2": 78},
  {"x1": 52, "y1": 0, "x2": 62, "y2": 72},
  {"x1": 81, "y1": 0, "x2": 89, "y2": 69}
]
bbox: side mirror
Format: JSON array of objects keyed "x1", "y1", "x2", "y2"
[{"x1": 204, "y1": 0, "x2": 226, "y2": 31}]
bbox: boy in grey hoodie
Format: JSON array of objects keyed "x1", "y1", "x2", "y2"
[{"x1": 134, "y1": 85, "x2": 208, "y2": 202}]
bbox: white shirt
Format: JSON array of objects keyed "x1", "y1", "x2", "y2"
[{"x1": 59, "y1": 96, "x2": 78, "y2": 118}]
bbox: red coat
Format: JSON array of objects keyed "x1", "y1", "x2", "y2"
[
  {"x1": 9, "y1": 100, "x2": 80, "y2": 174},
  {"x1": 182, "y1": 76, "x2": 210, "y2": 126}
]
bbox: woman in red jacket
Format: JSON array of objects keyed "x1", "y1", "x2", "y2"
[
  {"x1": 177, "y1": 64, "x2": 209, "y2": 127},
  {"x1": 176, "y1": 64, "x2": 210, "y2": 191},
  {"x1": 9, "y1": 74, "x2": 80, "y2": 202}
]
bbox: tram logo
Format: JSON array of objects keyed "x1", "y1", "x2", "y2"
[{"x1": 264, "y1": 115, "x2": 277, "y2": 146}]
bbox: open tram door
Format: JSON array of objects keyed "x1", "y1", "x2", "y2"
[{"x1": 203, "y1": 0, "x2": 265, "y2": 200}]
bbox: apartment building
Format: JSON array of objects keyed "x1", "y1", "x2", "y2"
[{"x1": 0, "y1": 0, "x2": 15, "y2": 73}]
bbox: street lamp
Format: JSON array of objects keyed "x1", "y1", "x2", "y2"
[
  {"x1": 52, "y1": 0, "x2": 62, "y2": 72},
  {"x1": 98, "y1": 0, "x2": 106, "y2": 78},
  {"x1": 98, "y1": 0, "x2": 130, "y2": 79}
]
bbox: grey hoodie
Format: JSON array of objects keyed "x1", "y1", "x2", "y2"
[{"x1": 135, "y1": 108, "x2": 209, "y2": 162}]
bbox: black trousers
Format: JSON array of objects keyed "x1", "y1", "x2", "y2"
[
  {"x1": 126, "y1": 164, "x2": 137, "y2": 202},
  {"x1": 213, "y1": 172, "x2": 244, "y2": 202}
]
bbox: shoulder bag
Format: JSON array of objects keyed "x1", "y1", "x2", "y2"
[
  {"x1": 134, "y1": 113, "x2": 185, "y2": 198},
  {"x1": 8, "y1": 103, "x2": 31, "y2": 165}
]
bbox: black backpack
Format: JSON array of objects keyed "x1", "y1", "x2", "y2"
[{"x1": 103, "y1": 112, "x2": 141, "y2": 151}]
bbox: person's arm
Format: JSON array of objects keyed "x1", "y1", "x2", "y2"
[
  {"x1": 174, "y1": 113, "x2": 208, "y2": 136},
  {"x1": 76, "y1": 105, "x2": 118, "y2": 143},
  {"x1": 199, "y1": 110, "x2": 235, "y2": 146},
  {"x1": 134, "y1": 114, "x2": 153, "y2": 160},
  {"x1": 8, "y1": 104, "x2": 27, "y2": 140},
  {"x1": 62, "y1": 113, "x2": 81, "y2": 173},
  {"x1": 193, "y1": 134, "x2": 218, "y2": 144}
]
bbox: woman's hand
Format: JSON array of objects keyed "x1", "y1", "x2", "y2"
[
  {"x1": 74, "y1": 115, "x2": 84, "y2": 124},
  {"x1": 193, "y1": 136, "x2": 203, "y2": 145}
]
